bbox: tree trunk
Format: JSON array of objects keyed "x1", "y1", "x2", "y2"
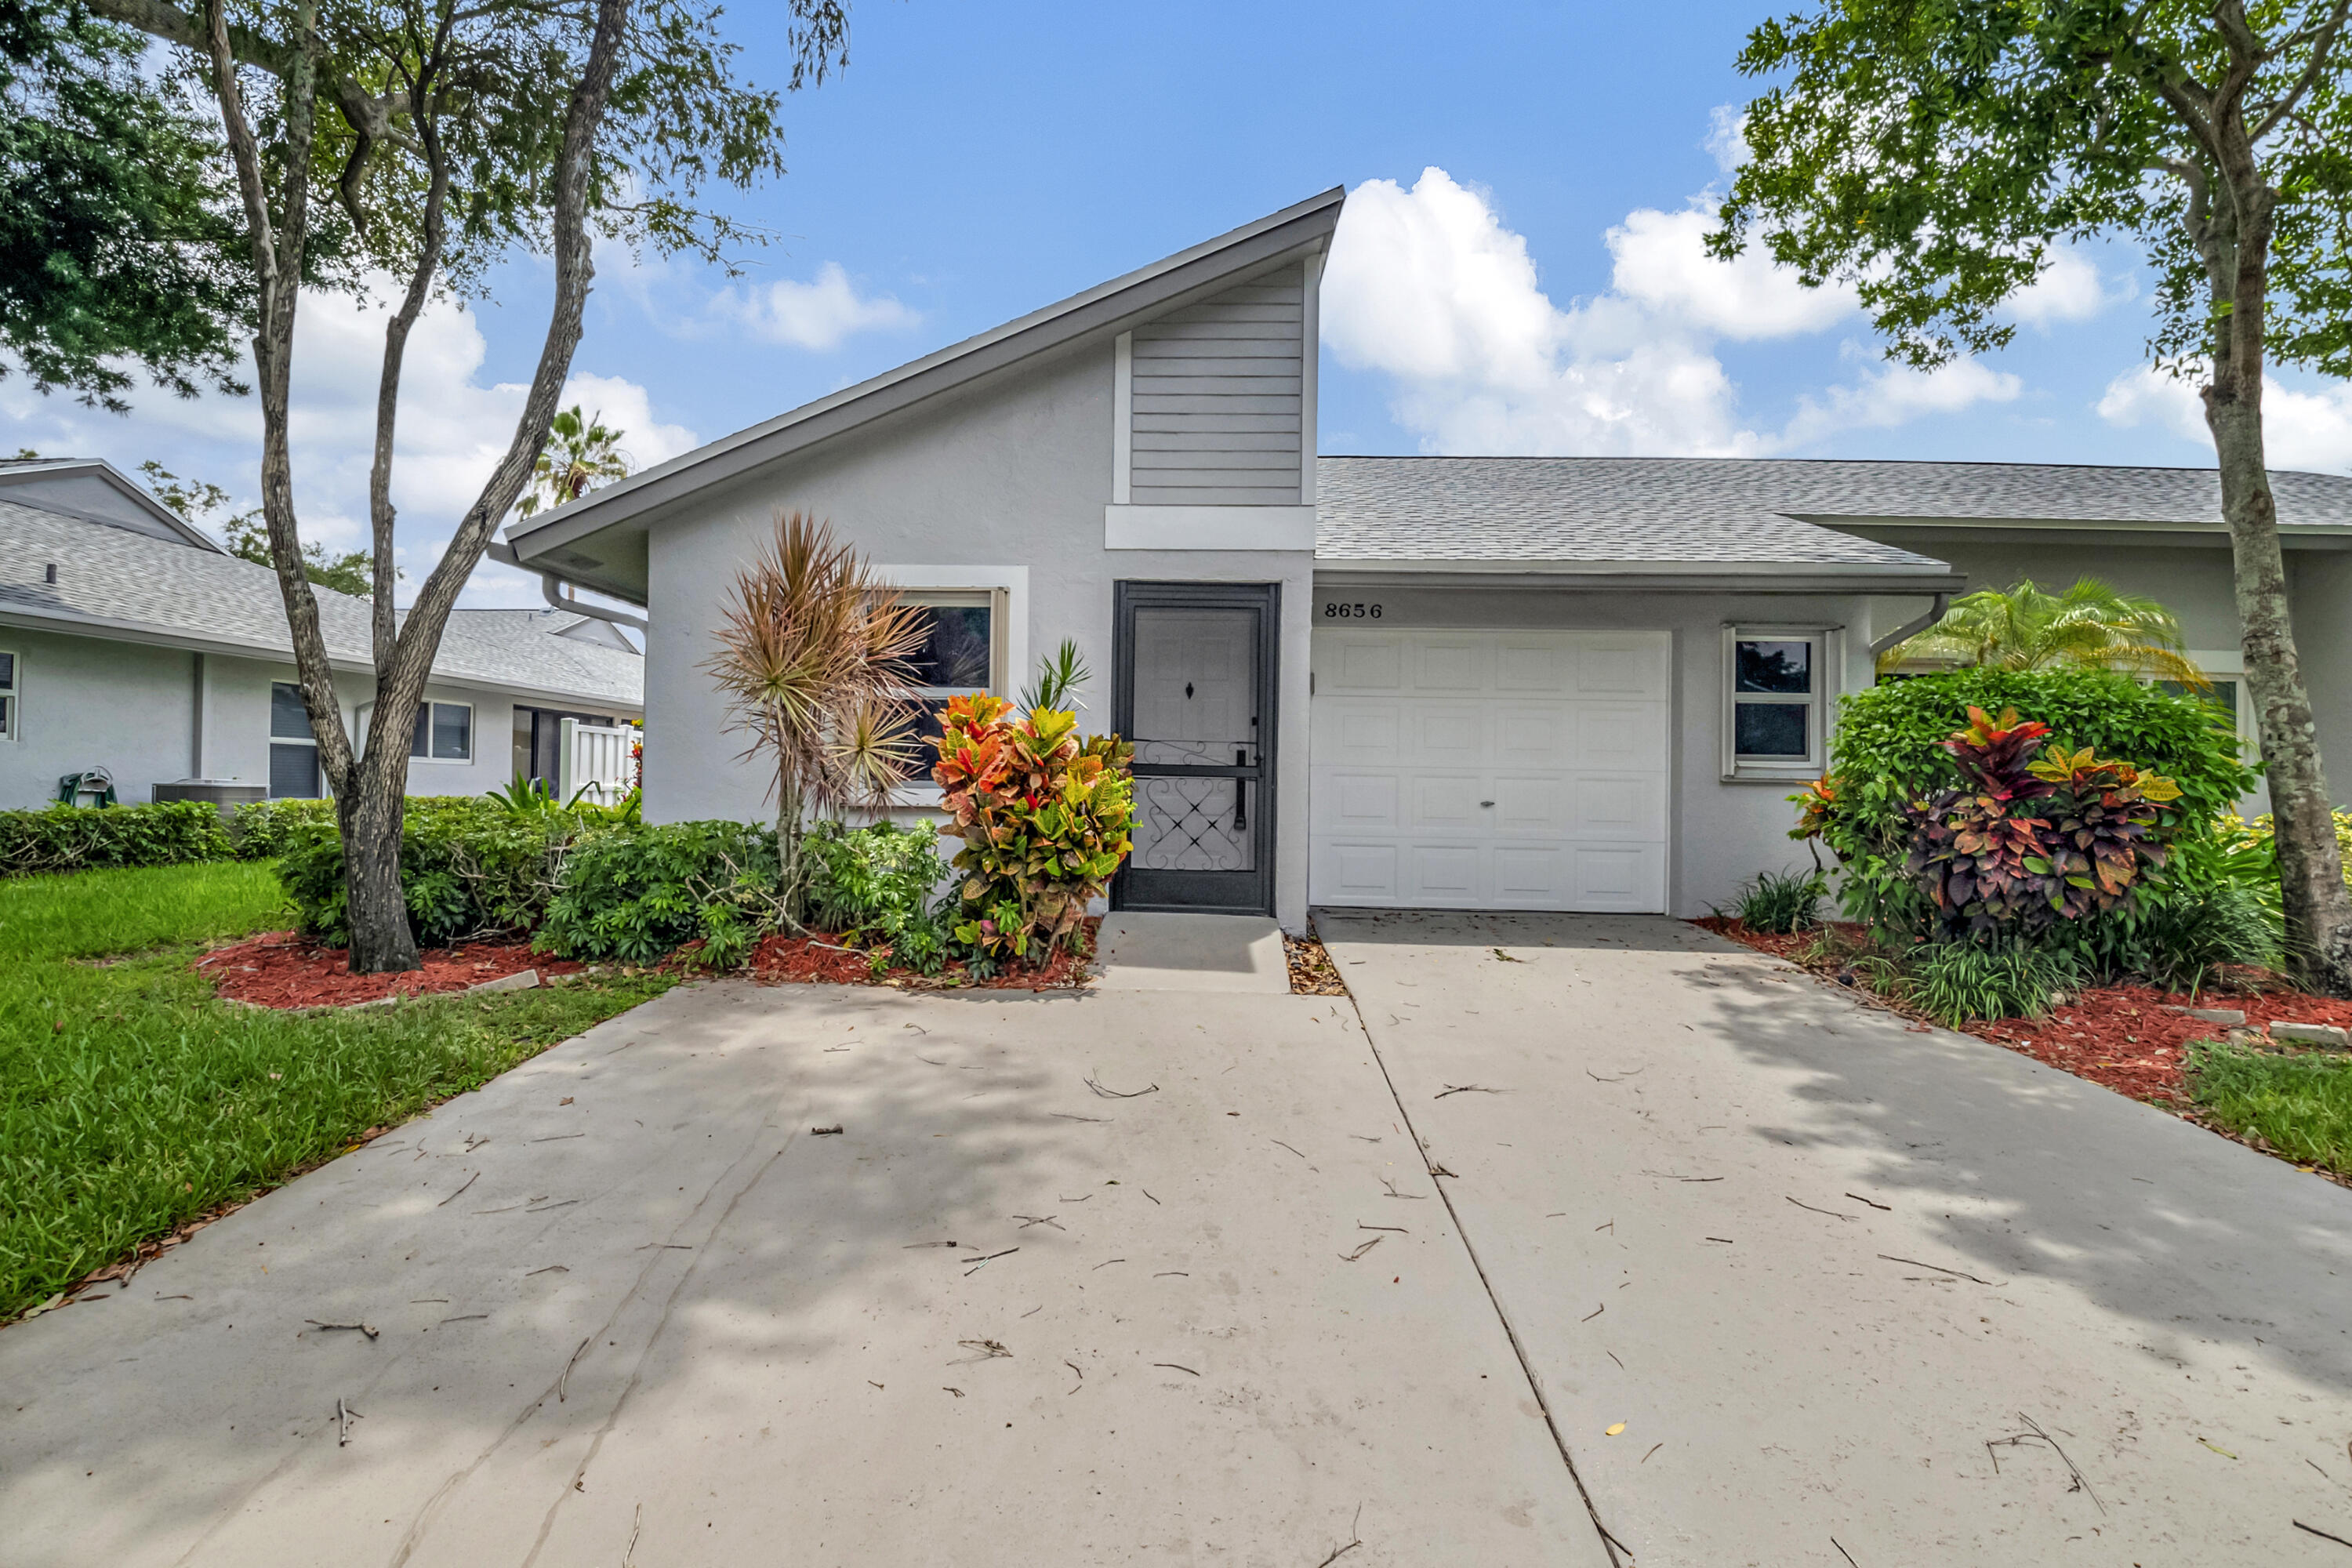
[
  {"x1": 2201, "y1": 144, "x2": 2352, "y2": 993},
  {"x1": 338, "y1": 775, "x2": 417, "y2": 971}
]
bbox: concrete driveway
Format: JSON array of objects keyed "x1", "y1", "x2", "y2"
[
  {"x1": 9, "y1": 915, "x2": 2352, "y2": 1566},
  {"x1": 1318, "y1": 910, "x2": 2352, "y2": 1565},
  {"x1": 0, "y1": 977, "x2": 1605, "y2": 1567}
]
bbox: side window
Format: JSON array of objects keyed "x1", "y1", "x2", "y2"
[
  {"x1": 1723, "y1": 628, "x2": 1831, "y2": 779},
  {"x1": 902, "y1": 591, "x2": 998, "y2": 743},
  {"x1": 407, "y1": 700, "x2": 474, "y2": 762},
  {"x1": 269, "y1": 681, "x2": 321, "y2": 798},
  {"x1": 0, "y1": 650, "x2": 18, "y2": 740}
]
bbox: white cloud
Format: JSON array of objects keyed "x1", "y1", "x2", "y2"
[
  {"x1": 2008, "y1": 247, "x2": 2126, "y2": 328},
  {"x1": 1704, "y1": 105, "x2": 1751, "y2": 174},
  {"x1": 713, "y1": 262, "x2": 918, "y2": 351},
  {"x1": 1605, "y1": 205, "x2": 1854, "y2": 340},
  {"x1": 1322, "y1": 166, "x2": 2011, "y2": 457},
  {"x1": 0, "y1": 284, "x2": 695, "y2": 604},
  {"x1": 2096, "y1": 364, "x2": 2352, "y2": 471}
]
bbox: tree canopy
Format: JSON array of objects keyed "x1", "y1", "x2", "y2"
[{"x1": 1712, "y1": 0, "x2": 2352, "y2": 377}]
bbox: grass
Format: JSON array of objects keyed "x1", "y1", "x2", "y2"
[
  {"x1": 2188, "y1": 1041, "x2": 2352, "y2": 1175},
  {"x1": 0, "y1": 861, "x2": 672, "y2": 1322}
]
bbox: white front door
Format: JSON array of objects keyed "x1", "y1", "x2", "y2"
[{"x1": 1308, "y1": 628, "x2": 1671, "y2": 912}]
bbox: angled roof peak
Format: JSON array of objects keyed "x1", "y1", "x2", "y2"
[{"x1": 507, "y1": 187, "x2": 1346, "y2": 564}]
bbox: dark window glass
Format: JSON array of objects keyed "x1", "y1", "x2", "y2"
[
  {"x1": 2159, "y1": 678, "x2": 2238, "y2": 723},
  {"x1": 409, "y1": 705, "x2": 431, "y2": 757},
  {"x1": 431, "y1": 703, "x2": 471, "y2": 760},
  {"x1": 268, "y1": 742, "x2": 320, "y2": 798},
  {"x1": 270, "y1": 681, "x2": 314, "y2": 740},
  {"x1": 0, "y1": 652, "x2": 16, "y2": 689},
  {"x1": 1735, "y1": 640, "x2": 1812, "y2": 695},
  {"x1": 908, "y1": 604, "x2": 992, "y2": 690},
  {"x1": 1734, "y1": 702, "x2": 1810, "y2": 757}
]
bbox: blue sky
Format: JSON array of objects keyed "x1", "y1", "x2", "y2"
[{"x1": 9, "y1": 0, "x2": 2352, "y2": 604}]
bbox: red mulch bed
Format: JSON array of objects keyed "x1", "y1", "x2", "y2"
[
  {"x1": 745, "y1": 916, "x2": 1100, "y2": 991},
  {"x1": 202, "y1": 931, "x2": 583, "y2": 1009},
  {"x1": 1693, "y1": 916, "x2": 2352, "y2": 1108}
]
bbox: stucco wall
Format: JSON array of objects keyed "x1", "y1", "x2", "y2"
[
  {"x1": 1314, "y1": 583, "x2": 1890, "y2": 917},
  {"x1": 0, "y1": 626, "x2": 530, "y2": 809},
  {"x1": 643, "y1": 336, "x2": 1318, "y2": 927}
]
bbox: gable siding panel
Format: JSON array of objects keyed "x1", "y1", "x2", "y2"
[{"x1": 1130, "y1": 270, "x2": 1305, "y2": 506}]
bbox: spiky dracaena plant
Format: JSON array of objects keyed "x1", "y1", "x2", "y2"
[{"x1": 705, "y1": 513, "x2": 927, "y2": 924}]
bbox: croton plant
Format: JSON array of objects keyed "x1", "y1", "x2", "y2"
[
  {"x1": 931, "y1": 695, "x2": 1135, "y2": 968},
  {"x1": 1900, "y1": 706, "x2": 2183, "y2": 936}
]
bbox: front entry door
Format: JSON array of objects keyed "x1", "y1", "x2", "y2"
[{"x1": 1112, "y1": 582, "x2": 1279, "y2": 915}]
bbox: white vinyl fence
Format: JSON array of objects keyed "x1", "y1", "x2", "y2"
[{"x1": 558, "y1": 718, "x2": 639, "y2": 806}]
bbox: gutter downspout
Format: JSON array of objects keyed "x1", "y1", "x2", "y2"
[
  {"x1": 1867, "y1": 592, "x2": 1950, "y2": 660},
  {"x1": 485, "y1": 540, "x2": 650, "y2": 633}
]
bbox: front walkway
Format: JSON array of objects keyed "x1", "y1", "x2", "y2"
[
  {"x1": 1318, "y1": 909, "x2": 2352, "y2": 1565},
  {"x1": 0, "y1": 978, "x2": 1602, "y2": 1566}
]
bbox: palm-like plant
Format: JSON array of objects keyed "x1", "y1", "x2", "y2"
[
  {"x1": 518, "y1": 405, "x2": 632, "y2": 518},
  {"x1": 706, "y1": 513, "x2": 927, "y2": 922},
  {"x1": 1880, "y1": 577, "x2": 2208, "y2": 686}
]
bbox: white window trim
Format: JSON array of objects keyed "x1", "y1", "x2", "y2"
[
  {"x1": 2166, "y1": 649, "x2": 2257, "y2": 753},
  {"x1": 1722, "y1": 624, "x2": 1839, "y2": 782},
  {"x1": 269, "y1": 680, "x2": 322, "y2": 799},
  {"x1": 876, "y1": 565, "x2": 1029, "y2": 808},
  {"x1": 0, "y1": 646, "x2": 20, "y2": 743},
  {"x1": 354, "y1": 696, "x2": 478, "y2": 764}
]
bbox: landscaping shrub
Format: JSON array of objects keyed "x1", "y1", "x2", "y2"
[
  {"x1": 232, "y1": 795, "x2": 482, "y2": 859},
  {"x1": 535, "y1": 819, "x2": 779, "y2": 967},
  {"x1": 1798, "y1": 668, "x2": 2256, "y2": 931},
  {"x1": 2222, "y1": 807, "x2": 2352, "y2": 890},
  {"x1": 278, "y1": 798, "x2": 574, "y2": 947},
  {"x1": 1718, "y1": 866, "x2": 1827, "y2": 934},
  {"x1": 1906, "y1": 940, "x2": 2084, "y2": 1028},
  {"x1": 0, "y1": 800, "x2": 231, "y2": 876},
  {"x1": 1901, "y1": 708, "x2": 2182, "y2": 939},
  {"x1": 931, "y1": 696, "x2": 1134, "y2": 970},
  {"x1": 804, "y1": 818, "x2": 953, "y2": 975}
]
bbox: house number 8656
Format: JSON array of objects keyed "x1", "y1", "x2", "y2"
[{"x1": 1323, "y1": 602, "x2": 1382, "y2": 619}]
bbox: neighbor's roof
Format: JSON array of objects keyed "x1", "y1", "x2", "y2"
[
  {"x1": 0, "y1": 499, "x2": 643, "y2": 710},
  {"x1": 1313, "y1": 456, "x2": 2352, "y2": 569}
]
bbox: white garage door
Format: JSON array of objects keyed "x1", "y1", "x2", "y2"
[{"x1": 1309, "y1": 628, "x2": 1671, "y2": 912}]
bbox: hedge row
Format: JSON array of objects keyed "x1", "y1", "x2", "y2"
[{"x1": 0, "y1": 800, "x2": 232, "y2": 877}]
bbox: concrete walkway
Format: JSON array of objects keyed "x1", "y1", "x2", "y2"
[
  {"x1": 1318, "y1": 909, "x2": 2352, "y2": 1566},
  {"x1": 0, "y1": 978, "x2": 1602, "y2": 1566}
]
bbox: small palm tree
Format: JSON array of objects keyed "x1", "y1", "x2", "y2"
[
  {"x1": 518, "y1": 405, "x2": 631, "y2": 517},
  {"x1": 1881, "y1": 577, "x2": 2208, "y2": 686},
  {"x1": 706, "y1": 513, "x2": 927, "y2": 922}
]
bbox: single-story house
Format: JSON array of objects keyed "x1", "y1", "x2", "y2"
[
  {"x1": 503, "y1": 189, "x2": 2352, "y2": 930},
  {"x1": 0, "y1": 457, "x2": 644, "y2": 811}
]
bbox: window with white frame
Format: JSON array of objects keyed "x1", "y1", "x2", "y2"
[
  {"x1": 406, "y1": 700, "x2": 474, "y2": 762},
  {"x1": 1723, "y1": 626, "x2": 1833, "y2": 778},
  {"x1": 0, "y1": 650, "x2": 17, "y2": 741},
  {"x1": 901, "y1": 590, "x2": 1001, "y2": 744},
  {"x1": 268, "y1": 681, "x2": 321, "y2": 797},
  {"x1": 2156, "y1": 649, "x2": 2256, "y2": 757}
]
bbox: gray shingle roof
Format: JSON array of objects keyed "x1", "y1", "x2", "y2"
[
  {"x1": 0, "y1": 500, "x2": 642, "y2": 710},
  {"x1": 1314, "y1": 456, "x2": 2352, "y2": 566}
]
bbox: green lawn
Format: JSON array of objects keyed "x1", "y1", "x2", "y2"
[
  {"x1": 0, "y1": 861, "x2": 670, "y2": 1321},
  {"x1": 2188, "y1": 1040, "x2": 2352, "y2": 1176}
]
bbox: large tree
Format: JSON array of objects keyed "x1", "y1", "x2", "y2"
[
  {"x1": 1714, "y1": 0, "x2": 2352, "y2": 993},
  {"x1": 44, "y1": 0, "x2": 848, "y2": 970}
]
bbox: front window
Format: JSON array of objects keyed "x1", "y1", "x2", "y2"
[
  {"x1": 1723, "y1": 627, "x2": 1831, "y2": 779},
  {"x1": 407, "y1": 700, "x2": 474, "y2": 762},
  {"x1": 902, "y1": 591, "x2": 998, "y2": 743},
  {"x1": 0, "y1": 650, "x2": 17, "y2": 740},
  {"x1": 269, "y1": 681, "x2": 321, "y2": 797}
]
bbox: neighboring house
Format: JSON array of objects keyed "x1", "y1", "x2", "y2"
[
  {"x1": 0, "y1": 458, "x2": 644, "y2": 809},
  {"x1": 503, "y1": 190, "x2": 2352, "y2": 929}
]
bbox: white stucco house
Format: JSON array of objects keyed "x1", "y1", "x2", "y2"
[
  {"x1": 503, "y1": 189, "x2": 2352, "y2": 931},
  {"x1": 0, "y1": 457, "x2": 644, "y2": 811}
]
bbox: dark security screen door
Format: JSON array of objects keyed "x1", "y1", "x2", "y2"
[{"x1": 1112, "y1": 582, "x2": 1279, "y2": 916}]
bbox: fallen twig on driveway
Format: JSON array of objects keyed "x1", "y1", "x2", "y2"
[
  {"x1": 1313, "y1": 1504, "x2": 1364, "y2": 1566},
  {"x1": 1434, "y1": 1084, "x2": 1501, "y2": 1098},
  {"x1": 1377, "y1": 1176, "x2": 1427, "y2": 1200},
  {"x1": 2295, "y1": 1521, "x2": 2352, "y2": 1551},
  {"x1": 306, "y1": 1319, "x2": 379, "y2": 1339},
  {"x1": 336, "y1": 1396, "x2": 361, "y2": 1446},
  {"x1": 956, "y1": 1338, "x2": 1011, "y2": 1359},
  {"x1": 1338, "y1": 1236, "x2": 1382, "y2": 1262},
  {"x1": 1785, "y1": 1196, "x2": 1856, "y2": 1221},
  {"x1": 558, "y1": 1336, "x2": 590, "y2": 1402},
  {"x1": 1154, "y1": 1362, "x2": 1200, "y2": 1376},
  {"x1": 1846, "y1": 1192, "x2": 1892, "y2": 1210},
  {"x1": 434, "y1": 1171, "x2": 478, "y2": 1207},
  {"x1": 1985, "y1": 1411, "x2": 2104, "y2": 1514},
  {"x1": 1012, "y1": 1214, "x2": 1064, "y2": 1230},
  {"x1": 1084, "y1": 1072, "x2": 1159, "y2": 1099},
  {"x1": 1882, "y1": 1254, "x2": 1998, "y2": 1286}
]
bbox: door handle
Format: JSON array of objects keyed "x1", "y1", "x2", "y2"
[{"x1": 1234, "y1": 749, "x2": 1248, "y2": 831}]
